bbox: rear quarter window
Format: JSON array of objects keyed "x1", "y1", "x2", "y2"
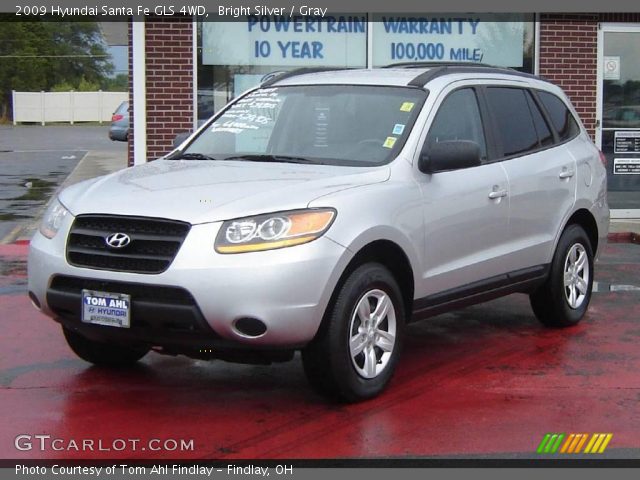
[
  {"x1": 525, "y1": 91, "x2": 554, "y2": 147},
  {"x1": 537, "y1": 91, "x2": 580, "y2": 142}
]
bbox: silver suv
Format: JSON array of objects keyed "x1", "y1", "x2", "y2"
[{"x1": 28, "y1": 65, "x2": 609, "y2": 402}]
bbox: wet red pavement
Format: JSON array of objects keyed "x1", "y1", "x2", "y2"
[{"x1": 1, "y1": 242, "x2": 639, "y2": 460}]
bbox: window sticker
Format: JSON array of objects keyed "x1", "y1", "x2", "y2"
[
  {"x1": 383, "y1": 136, "x2": 398, "y2": 149},
  {"x1": 313, "y1": 107, "x2": 330, "y2": 147},
  {"x1": 392, "y1": 123, "x2": 405, "y2": 135},
  {"x1": 400, "y1": 102, "x2": 415, "y2": 112}
]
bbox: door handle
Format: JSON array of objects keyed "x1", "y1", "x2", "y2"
[
  {"x1": 559, "y1": 168, "x2": 575, "y2": 179},
  {"x1": 488, "y1": 188, "x2": 508, "y2": 199}
]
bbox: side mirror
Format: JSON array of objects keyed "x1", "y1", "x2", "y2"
[
  {"x1": 419, "y1": 140, "x2": 482, "y2": 174},
  {"x1": 173, "y1": 131, "x2": 192, "y2": 148}
]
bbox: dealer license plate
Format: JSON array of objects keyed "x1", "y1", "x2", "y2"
[{"x1": 81, "y1": 289, "x2": 131, "y2": 328}]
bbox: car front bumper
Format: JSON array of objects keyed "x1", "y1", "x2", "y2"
[{"x1": 28, "y1": 217, "x2": 352, "y2": 351}]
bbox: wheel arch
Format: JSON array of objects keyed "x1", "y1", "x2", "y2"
[
  {"x1": 323, "y1": 239, "x2": 416, "y2": 329},
  {"x1": 561, "y1": 208, "x2": 599, "y2": 254}
]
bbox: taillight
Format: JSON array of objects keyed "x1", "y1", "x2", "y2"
[
  {"x1": 598, "y1": 150, "x2": 607, "y2": 167},
  {"x1": 111, "y1": 114, "x2": 124, "y2": 122}
]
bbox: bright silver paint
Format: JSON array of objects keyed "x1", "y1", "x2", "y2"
[{"x1": 28, "y1": 67, "x2": 610, "y2": 349}]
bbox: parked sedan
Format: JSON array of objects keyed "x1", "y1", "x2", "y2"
[{"x1": 108, "y1": 101, "x2": 129, "y2": 141}]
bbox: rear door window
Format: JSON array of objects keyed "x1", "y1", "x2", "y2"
[{"x1": 486, "y1": 87, "x2": 539, "y2": 158}]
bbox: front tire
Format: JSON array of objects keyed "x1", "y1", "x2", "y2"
[
  {"x1": 302, "y1": 263, "x2": 405, "y2": 402},
  {"x1": 63, "y1": 327, "x2": 149, "y2": 367},
  {"x1": 530, "y1": 224, "x2": 594, "y2": 327}
]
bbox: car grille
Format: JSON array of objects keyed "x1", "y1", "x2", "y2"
[{"x1": 66, "y1": 215, "x2": 191, "y2": 274}]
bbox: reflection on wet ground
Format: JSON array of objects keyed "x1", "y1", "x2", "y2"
[
  {"x1": 0, "y1": 151, "x2": 84, "y2": 240},
  {"x1": 0, "y1": 125, "x2": 128, "y2": 241},
  {"x1": 0, "y1": 242, "x2": 639, "y2": 459},
  {"x1": 0, "y1": 248, "x2": 27, "y2": 295}
]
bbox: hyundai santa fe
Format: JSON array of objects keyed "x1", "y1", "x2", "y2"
[{"x1": 28, "y1": 64, "x2": 609, "y2": 401}]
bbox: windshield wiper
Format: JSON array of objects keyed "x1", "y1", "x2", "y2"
[
  {"x1": 222, "y1": 154, "x2": 316, "y2": 164},
  {"x1": 169, "y1": 152, "x2": 218, "y2": 160}
]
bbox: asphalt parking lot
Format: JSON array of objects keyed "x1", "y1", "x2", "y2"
[
  {"x1": 1, "y1": 240, "x2": 638, "y2": 460},
  {"x1": 0, "y1": 125, "x2": 125, "y2": 241}
]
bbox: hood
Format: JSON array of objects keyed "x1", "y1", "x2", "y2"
[{"x1": 59, "y1": 159, "x2": 390, "y2": 224}]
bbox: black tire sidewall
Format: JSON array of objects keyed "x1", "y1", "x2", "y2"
[
  {"x1": 326, "y1": 263, "x2": 405, "y2": 401},
  {"x1": 548, "y1": 225, "x2": 594, "y2": 325}
]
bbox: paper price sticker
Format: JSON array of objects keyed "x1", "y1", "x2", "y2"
[
  {"x1": 392, "y1": 124, "x2": 405, "y2": 135},
  {"x1": 383, "y1": 137, "x2": 398, "y2": 149},
  {"x1": 400, "y1": 102, "x2": 415, "y2": 112}
]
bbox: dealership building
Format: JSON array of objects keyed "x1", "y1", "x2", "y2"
[{"x1": 126, "y1": 13, "x2": 640, "y2": 218}]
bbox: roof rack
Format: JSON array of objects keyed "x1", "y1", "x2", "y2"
[
  {"x1": 385, "y1": 61, "x2": 494, "y2": 69},
  {"x1": 260, "y1": 67, "x2": 351, "y2": 88},
  {"x1": 406, "y1": 64, "x2": 542, "y2": 88},
  {"x1": 258, "y1": 64, "x2": 549, "y2": 90}
]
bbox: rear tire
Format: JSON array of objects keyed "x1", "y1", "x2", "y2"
[
  {"x1": 63, "y1": 327, "x2": 149, "y2": 367},
  {"x1": 302, "y1": 263, "x2": 405, "y2": 402},
  {"x1": 530, "y1": 224, "x2": 594, "y2": 328}
]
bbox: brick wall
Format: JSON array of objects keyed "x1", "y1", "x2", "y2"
[
  {"x1": 539, "y1": 14, "x2": 599, "y2": 140},
  {"x1": 128, "y1": 18, "x2": 193, "y2": 165}
]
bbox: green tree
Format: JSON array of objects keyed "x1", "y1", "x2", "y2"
[
  {"x1": 101, "y1": 73, "x2": 128, "y2": 92},
  {"x1": 0, "y1": 17, "x2": 113, "y2": 119},
  {"x1": 50, "y1": 81, "x2": 75, "y2": 92}
]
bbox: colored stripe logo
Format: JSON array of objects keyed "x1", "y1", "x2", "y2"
[{"x1": 537, "y1": 433, "x2": 612, "y2": 454}]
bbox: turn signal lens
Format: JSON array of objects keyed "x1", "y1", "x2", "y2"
[{"x1": 39, "y1": 198, "x2": 70, "y2": 239}]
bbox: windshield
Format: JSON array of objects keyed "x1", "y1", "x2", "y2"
[{"x1": 178, "y1": 85, "x2": 427, "y2": 166}]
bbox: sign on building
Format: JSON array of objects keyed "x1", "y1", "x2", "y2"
[
  {"x1": 202, "y1": 16, "x2": 367, "y2": 67},
  {"x1": 372, "y1": 14, "x2": 526, "y2": 66},
  {"x1": 202, "y1": 14, "x2": 527, "y2": 68}
]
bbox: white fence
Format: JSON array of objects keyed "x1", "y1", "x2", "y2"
[{"x1": 12, "y1": 90, "x2": 128, "y2": 125}]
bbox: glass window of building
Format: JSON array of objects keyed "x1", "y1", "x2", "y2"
[
  {"x1": 197, "y1": 14, "x2": 536, "y2": 121},
  {"x1": 197, "y1": 16, "x2": 368, "y2": 121},
  {"x1": 372, "y1": 13, "x2": 535, "y2": 70}
]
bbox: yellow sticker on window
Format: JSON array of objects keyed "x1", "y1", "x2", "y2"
[
  {"x1": 383, "y1": 136, "x2": 397, "y2": 149},
  {"x1": 400, "y1": 102, "x2": 415, "y2": 112}
]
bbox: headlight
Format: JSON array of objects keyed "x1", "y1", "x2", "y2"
[
  {"x1": 215, "y1": 208, "x2": 336, "y2": 254},
  {"x1": 39, "y1": 198, "x2": 70, "y2": 239}
]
